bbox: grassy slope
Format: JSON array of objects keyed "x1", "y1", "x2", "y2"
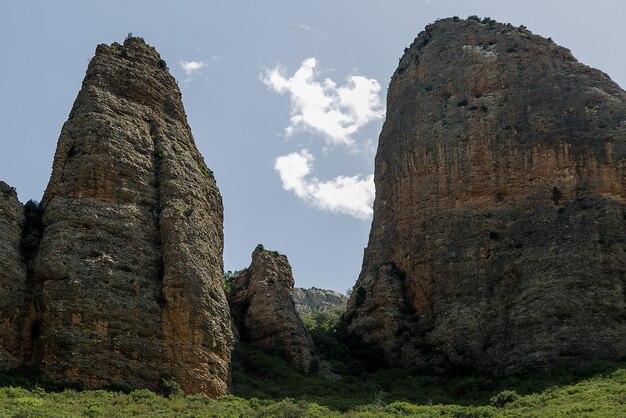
[{"x1": 0, "y1": 347, "x2": 625, "y2": 417}]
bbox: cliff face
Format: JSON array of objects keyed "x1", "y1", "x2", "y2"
[
  {"x1": 228, "y1": 246, "x2": 315, "y2": 371},
  {"x1": 0, "y1": 182, "x2": 28, "y2": 369},
  {"x1": 293, "y1": 288, "x2": 347, "y2": 316},
  {"x1": 17, "y1": 37, "x2": 233, "y2": 396},
  {"x1": 346, "y1": 18, "x2": 626, "y2": 374}
]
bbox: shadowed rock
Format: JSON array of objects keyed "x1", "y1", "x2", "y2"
[
  {"x1": 346, "y1": 18, "x2": 626, "y2": 374},
  {"x1": 228, "y1": 246, "x2": 315, "y2": 371},
  {"x1": 0, "y1": 182, "x2": 28, "y2": 369}
]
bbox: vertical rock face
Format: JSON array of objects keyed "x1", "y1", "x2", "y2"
[
  {"x1": 0, "y1": 182, "x2": 28, "y2": 369},
  {"x1": 228, "y1": 246, "x2": 315, "y2": 371},
  {"x1": 28, "y1": 37, "x2": 232, "y2": 396},
  {"x1": 293, "y1": 287, "x2": 347, "y2": 317},
  {"x1": 346, "y1": 18, "x2": 626, "y2": 374}
]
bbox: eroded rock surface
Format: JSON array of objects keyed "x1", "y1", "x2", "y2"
[
  {"x1": 0, "y1": 182, "x2": 28, "y2": 369},
  {"x1": 293, "y1": 287, "x2": 347, "y2": 316},
  {"x1": 346, "y1": 18, "x2": 626, "y2": 374},
  {"x1": 27, "y1": 37, "x2": 232, "y2": 396},
  {"x1": 228, "y1": 246, "x2": 315, "y2": 371}
]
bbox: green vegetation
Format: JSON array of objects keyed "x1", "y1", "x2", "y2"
[
  {"x1": 1, "y1": 356, "x2": 625, "y2": 416},
  {"x1": 154, "y1": 146, "x2": 168, "y2": 160},
  {"x1": 300, "y1": 308, "x2": 357, "y2": 373},
  {"x1": 224, "y1": 269, "x2": 246, "y2": 294},
  {"x1": 466, "y1": 15, "x2": 496, "y2": 26},
  {"x1": 2, "y1": 295, "x2": 625, "y2": 416},
  {"x1": 199, "y1": 164, "x2": 212, "y2": 180}
]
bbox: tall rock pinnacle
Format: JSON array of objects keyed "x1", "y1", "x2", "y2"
[
  {"x1": 25, "y1": 36, "x2": 232, "y2": 395},
  {"x1": 345, "y1": 18, "x2": 626, "y2": 374}
]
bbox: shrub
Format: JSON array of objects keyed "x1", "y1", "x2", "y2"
[
  {"x1": 490, "y1": 389, "x2": 520, "y2": 407},
  {"x1": 159, "y1": 378, "x2": 182, "y2": 397},
  {"x1": 84, "y1": 404, "x2": 105, "y2": 417},
  {"x1": 154, "y1": 147, "x2": 168, "y2": 160},
  {"x1": 130, "y1": 389, "x2": 156, "y2": 402}
]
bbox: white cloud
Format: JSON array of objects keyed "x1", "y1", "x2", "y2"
[
  {"x1": 179, "y1": 60, "x2": 206, "y2": 75},
  {"x1": 274, "y1": 149, "x2": 375, "y2": 219},
  {"x1": 261, "y1": 58, "x2": 384, "y2": 148}
]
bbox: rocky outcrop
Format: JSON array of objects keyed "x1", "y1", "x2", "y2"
[
  {"x1": 15, "y1": 37, "x2": 233, "y2": 396},
  {"x1": 293, "y1": 287, "x2": 347, "y2": 316},
  {"x1": 346, "y1": 18, "x2": 626, "y2": 375},
  {"x1": 228, "y1": 246, "x2": 315, "y2": 371},
  {"x1": 0, "y1": 182, "x2": 28, "y2": 369}
]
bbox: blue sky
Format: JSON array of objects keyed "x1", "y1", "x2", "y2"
[{"x1": 1, "y1": 1, "x2": 624, "y2": 292}]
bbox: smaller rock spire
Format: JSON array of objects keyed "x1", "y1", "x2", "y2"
[{"x1": 227, "y1": 246, "x2": 315, "y2": 371}]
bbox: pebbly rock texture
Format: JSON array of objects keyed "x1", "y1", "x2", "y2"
[
  {"x1": 0, "y1": 182, "x2": 28, "y2": 369},
  {"x1": 293, "y1": 287, "x2": 347, "y2": 317},
  {"x1": 26, "y1": 37, "x2": 232, "y2": 396},
  {"x1": 346, "y1": 18, "x2": 626, "y2": 375},
  {"x1": 228, "y1": 246, "x2": 315, "y2": 371}
]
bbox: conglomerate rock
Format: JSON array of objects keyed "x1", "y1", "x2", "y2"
[
  {"x1": 0, "y1": 182, "x2": 28, "y2": 369},
  {"x1": 228, "y1": 246, "x2": 315, "y2": 371},
  {"x1": 25, "y1": 37, "x2": 232, "y2": 396},
  {"x1": 346, "y1": 18, "x2": 626, "y2": 374},
  {"x1": 293, "y1": 287, "x2": 347, "y2": 317}
]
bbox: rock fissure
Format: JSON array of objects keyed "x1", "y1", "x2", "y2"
[{"x1": 148, "y1": 120, "x2": 166, "y2": 308}]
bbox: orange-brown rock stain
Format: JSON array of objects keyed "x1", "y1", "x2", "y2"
[{"x1": 347, "y1": 17, "x2": 626, "y2": 374}]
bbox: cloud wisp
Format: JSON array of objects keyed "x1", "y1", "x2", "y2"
[
  {"x1": 274, "y1": 149, "x2": 375, "y2": 220},
  {"x1": 261, "y1": 58, "x2": 384, "y2": 148},
  {"x1": 179, "y1": 60, "x2": 207, "y2": 75}
]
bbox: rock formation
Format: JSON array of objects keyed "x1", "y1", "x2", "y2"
[
  {"x1": 227, "y1": 246, "x2": 315, "y2": 371},
  {"x1": 293, "y1": 287, "x2": 347, "y2": 317},
  {"x1": 345, "y1": 18, "x2": 626, "y2": 374},
  {"x1": 0, "y1": 37, "x2": 232, "y2": 396},
  {"x1": 0, "y1": 182, "x2": 28, "y2": 369}
]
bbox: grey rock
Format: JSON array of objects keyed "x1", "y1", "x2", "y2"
[{"x1": 293, "y1": 287, "x2": 347, "y2": 316}]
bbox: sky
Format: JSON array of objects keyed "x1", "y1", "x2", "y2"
[{"x1": 1, "y1": 1, "x2": 624, "y2": 293}]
